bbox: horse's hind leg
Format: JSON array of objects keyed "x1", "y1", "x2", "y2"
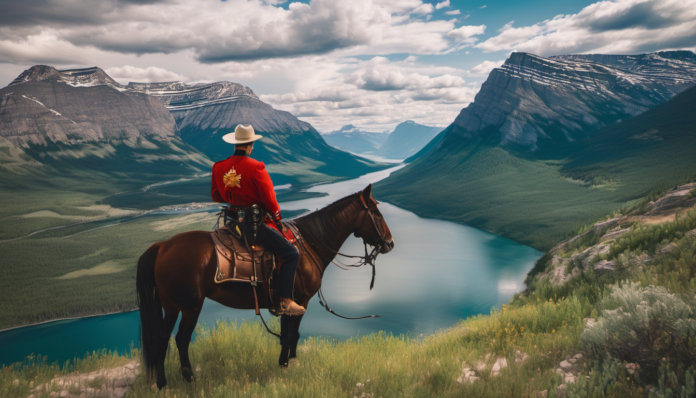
[
  {"x1": 176, "y1": 308, "x2": 201, "y2": 382},
  {"x1": 156, "y1": 310, "x2": 179, "y2": 389}
]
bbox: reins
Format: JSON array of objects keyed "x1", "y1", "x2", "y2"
[
  {"x1": 287, "y1": 194, "x2": 387, "y2": 320},
  {"x1": 296, "y1": 196, "x2": 385, "y2": 290}
]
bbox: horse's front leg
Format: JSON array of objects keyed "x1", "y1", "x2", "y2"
[
  {"x1": 279, "y1": 315, "x2": 291, "y2": 367},
  {"x1": 288, "y1": 314, "x2": 304, "y2": 360}
]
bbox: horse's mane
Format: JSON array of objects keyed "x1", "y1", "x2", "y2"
[{"x1": 291, "y1": 191, "x2": 362, "y2": 250}]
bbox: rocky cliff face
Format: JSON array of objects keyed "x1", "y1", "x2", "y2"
[
  {"x1": 1, "y1": 66, "x2": 176, "y2": 147},
  {"x1": 128, "y1": 81, "x2": 312, "y2": 135},
  {"x1": 451, "y1": 51, "x2": 696, "y2": 151},
  {"x1": 376, "y1": 120, "x2": 442, "y2": 159},
  {"x1": 0, "y1": 66, "x2": 211, "y2": 177}
]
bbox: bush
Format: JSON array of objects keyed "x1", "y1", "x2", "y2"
[{"x1": 581, "y1": 283, "x2": 696, "y2": 381}]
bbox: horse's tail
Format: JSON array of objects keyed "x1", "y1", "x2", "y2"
[{"x1": 136, "y1": 244, "x2": 163, "y2": 379}]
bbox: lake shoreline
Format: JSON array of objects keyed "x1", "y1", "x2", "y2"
[{"x1": 0, "y1": 308, "x2": 139, "y2": 333}]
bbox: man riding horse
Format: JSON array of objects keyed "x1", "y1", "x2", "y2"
[{"x1": 210, "y1": 124, "x2": 307, "y2": 316}]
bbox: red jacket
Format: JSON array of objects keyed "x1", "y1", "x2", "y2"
[{"x1": 211, "y1": 154, "x2": 281, "y2": 231}]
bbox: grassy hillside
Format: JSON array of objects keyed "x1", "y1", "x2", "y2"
[
  {"x1": 5, "y1": 188, "x2": 695, "y2": 398},
  {"x1": 378, "y1": 86, "x2": 696, "y2": 251}
]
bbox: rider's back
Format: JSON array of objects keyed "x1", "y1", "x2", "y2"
[{"x1": 211, "y1": 155, "x2": 281, "y2": 230}]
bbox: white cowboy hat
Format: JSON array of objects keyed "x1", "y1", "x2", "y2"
[{"x1": 222, "y1": 124, "x2": 263, "y2": 144}]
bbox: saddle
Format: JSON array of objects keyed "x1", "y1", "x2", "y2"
[{"x1": 210, "y1": 211, "x2": 298, "y2": 316}]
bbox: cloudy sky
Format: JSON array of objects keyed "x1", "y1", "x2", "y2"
[{"x1": 1, "y1": 0, "x2": 694, "y2": 132}]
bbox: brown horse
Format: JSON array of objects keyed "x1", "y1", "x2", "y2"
[{"x1": 136, "y1": 184, "x2": 394, "y2": 389}]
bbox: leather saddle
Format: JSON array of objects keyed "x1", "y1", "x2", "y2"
[{"x1": 210, "y1": 218, "x2": 298, "y2": 316}]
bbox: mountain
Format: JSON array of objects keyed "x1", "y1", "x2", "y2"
[
  {"x1": 128, "y1": 82, "x2": 388, "y2": 185},
  {"x1": 377, "y1": 53, "x2": 696, "y2": 251},
  {"x1": 444, "y1": 51, "x2": 696, "y2": 153},
  {"x1": 322, "y1": 125, "x2": 390, "y2": 154},
  {"x1": 0, "y1": 65, "x2": 211, "y2": 177},
  {"x1": 376, "y1": 121, "x2": 442, "y2": 159},
  {"x1": 1, "y1": 66, "x2": 176, "y2": 147}
]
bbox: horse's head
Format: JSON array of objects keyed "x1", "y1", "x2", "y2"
[{"x1": 353, "y1": 184, "x2": 394, "y2": 254}]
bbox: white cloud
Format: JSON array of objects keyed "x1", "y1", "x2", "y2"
[
  {"x1": 373, "y1": 0, "x2": 425, "y2": 14},
  {"x1": 479, "y1": 5, "x2": 487, "y2": 9},
  {"x1": 412, "y1": 3, "x2": 435, "y2": 15},
  {"x1": 343, "y1": 19, "x2": 458, "y2": 56},
  {"x1": 0, "y1": 30, "x2": 90, "y2": 64},
  {"x1": 445, "y1": 10, "x2": 461, "y2": 15},
  {"x1": 106, "y1": 66, "x2": 188, "y2": 84},
  {"x1": 468, "y1": 60, "x2": 505, "y2": 76},
  {"x1": 348, "y1": 57, "x2": 466, "y2": 92},
  {"x1": 0, "y1": 0, "x2": 462, "y2": 64},
  {"x1": 446, "y1": 25, "x2": 486, "y2": 41},
  {"x1": 476, "y1": 0, "x2": 696, "y2": 55},
  {"x1": 476, "y1": 21, "x2": 543, "y2": 52},
  {"x1": 258, "y1": 56, "x2": 475, "y2": 132},
  {"x1": 436, "y1": 1, "x2": 450, "y2": 10}
]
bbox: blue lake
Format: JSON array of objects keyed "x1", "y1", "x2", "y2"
[{"x1": 0, "y1": 166, "x2": 541, "y2": 367}]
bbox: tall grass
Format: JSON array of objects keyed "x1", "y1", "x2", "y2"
[{"x1": 1, "y1": 299, "x2": 591, "y2": 398}]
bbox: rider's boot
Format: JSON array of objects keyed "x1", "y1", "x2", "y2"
[{"x1": 281, "y1": 297, "x2": 306, "y2": 316}]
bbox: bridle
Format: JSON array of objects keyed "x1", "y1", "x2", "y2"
[
  {"x1": 290, "y1": 193, "x2": 391, "y2": 320},
  {"x1": 303, "y1": 194, "x2": 388, "y2": 286}
]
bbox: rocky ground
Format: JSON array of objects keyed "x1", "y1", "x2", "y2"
[
  {"x1": 536, "y1": 182, "x2": 696, "y2": 287},
  {"x1": 28, "y1": 361, "x2": 139, "y2": 398}
]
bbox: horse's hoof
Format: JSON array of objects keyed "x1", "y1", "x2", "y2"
[
  {"x1": 279, "y1": 361, "x2": 289, "y2": 368},
  {"x1": 182, "y1": 367, "x2": 193, "y2": 382},
  {"x1": 155, "y1": 382, "x2": 167, "y2": 391}
]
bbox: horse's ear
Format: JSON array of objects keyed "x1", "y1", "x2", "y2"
[{"x1": 362, "y1": 184, "x2": 373, "y2": 199}]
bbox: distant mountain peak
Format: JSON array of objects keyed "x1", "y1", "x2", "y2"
[
  {"x1": 9, "y1": 65, "x2": 124, "y2": 89},
  {"x1": 327, "y1": 124, "x2": 385, "y2": 135},
  {"x1": 376, "y1": 120, "x2": 442, "y2": 159}
]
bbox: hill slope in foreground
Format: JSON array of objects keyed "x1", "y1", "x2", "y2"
[
  {"x1": 5, "y1": 184, "x2": 696, "y2": 398},
  {"x1": 377, "y1": 84, "x2": 696, "y2": 251}
]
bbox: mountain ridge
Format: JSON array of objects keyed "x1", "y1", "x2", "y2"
[
  {"x1": 1, "y1": 66, "x2": 177, "y2": 148},
  {"x1": 447, "y1": 51, "x2": 696, "y2": 152}
]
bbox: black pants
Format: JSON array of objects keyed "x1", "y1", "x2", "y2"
[{"x1": 255, "y1": 223, "x2": 299, "y2": 298}]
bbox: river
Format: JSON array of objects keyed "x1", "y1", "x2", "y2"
[{"x1": 0, "y1": 165, "x2": 541, "y2": 367}]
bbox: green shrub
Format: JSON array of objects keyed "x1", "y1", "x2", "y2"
[
  {"x1": 567, "y1": 358, "x2": 645, "y2": 398},
  {"x1": 655, "y1": 364, "x2": 696, "y2": 398},
  {"x1": 581, "y1": 283, "x2": 696, "y2": 381},
  {"x1": 607, "y1": 210, "x2": 696, "y2": 260}
]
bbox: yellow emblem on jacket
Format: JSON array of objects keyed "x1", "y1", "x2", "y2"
[{"x1": 223, "y1": 167, "x2": 242, "y2": 188}]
